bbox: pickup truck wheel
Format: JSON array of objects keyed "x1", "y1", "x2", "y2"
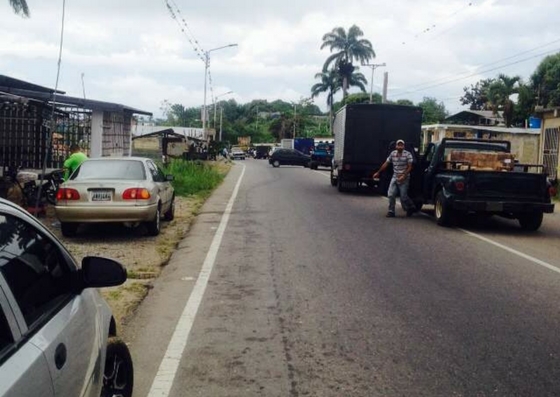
[
  {"x1": 310, "y1": 162, "x2": 318, "y2": 170},
  {"x1": 435, "y1": 191, "x2": 453, "y2": 227},
  {"x1": 518, "y1": 212, "x2": 543, "y2": 231},
  {"x1": 272, "y1": 160, "x2": 280, "y2": 168}
]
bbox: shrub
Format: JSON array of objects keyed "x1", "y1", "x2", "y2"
[{"x1": 162, "y1": 159, "x2": 226, "y2": 196}]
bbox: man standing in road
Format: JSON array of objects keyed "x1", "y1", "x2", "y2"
[
  {"x1": 63, "y1": 143, "x2": 88, "y2": 181},
  {"x1": 373, "y1": 139, "x2": 415, "y2": 218}
]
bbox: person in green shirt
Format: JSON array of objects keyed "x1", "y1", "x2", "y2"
[{"x1": 63, "y1": 144, "x2": 88, "y2": 180}]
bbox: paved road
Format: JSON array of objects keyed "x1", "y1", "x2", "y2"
[{"x1": 125, "y1": 159, "x2": 560, "y2": 397}]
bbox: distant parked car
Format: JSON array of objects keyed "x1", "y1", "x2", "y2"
[
  {"x1": 268, "y1": 148, "x2": 311, "y2": 168},
  {"x1": 230, "y1": 147, "x2": 246, "y2": 160},
  {"x1": 55, "y1": 157, "x2": 175, "y2": 237},
  {"x1": 0, "y1": 197, "x2": 133, "y2": 397}
]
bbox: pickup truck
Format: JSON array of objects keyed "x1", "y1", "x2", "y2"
[
  {"x1": 410, "y1": 138, "x2": 555, "y2": 230},
  {"x1": 310, "y1": 142, "x2": 334, "y2": 170}
]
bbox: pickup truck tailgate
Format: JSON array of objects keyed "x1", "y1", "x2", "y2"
[{"x1": 466, "y1": 171, "x2": 548, "y2": 201}]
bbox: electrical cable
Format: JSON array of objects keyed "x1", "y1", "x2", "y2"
[{"x1": 35, "y1": 0, "x2": 66, "y2": 216}]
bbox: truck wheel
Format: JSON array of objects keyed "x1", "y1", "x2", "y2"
[
  {"x1": 330, "y1": 170, "x2": 337, "y2": 186},
  {"x1": 518, "y1": 212, "x2": 543, "y2": 231},
  {"x1": 272, "y1": 160, "x2": 280, "y2": 168},
  {"x1": 337, "y1": 177, "x2": 346, "y2": 192},
  {"x1": 310, "y1": 162, "x2": 318, "y2": 170},
  {"x1": 434, "y1": 191, "x2": 453, "y2": 227}
]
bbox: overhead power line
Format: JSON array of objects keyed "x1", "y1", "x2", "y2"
[
  {"x1": 164, "y1": 0, "x2": 205, "y2": 62},
  {"x1": 397, "y1": 37, "x2": 560, "y2": 93},
  {"x1": 396, "y1": 47, "x2": 560, "y2": 97}
]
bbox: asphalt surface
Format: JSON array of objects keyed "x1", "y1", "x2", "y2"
[{"x1": 125, "y1": 159, "x2": 560, "y2": 397}]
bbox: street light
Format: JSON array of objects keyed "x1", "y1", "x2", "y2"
[
  {"x1": 363, "y1": 63, "x2": 386, "y2": 104},
  {"x1": 202, "y1": 43, "x2": 237, "y2": 140},
  {"x1": 213, "y1": 91, "x2": 233, "y2": 129}
]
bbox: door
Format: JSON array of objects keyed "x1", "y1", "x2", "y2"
[
  {"x1": 0, "y1": 211, "x2": 103, "y2": 397},
  {"x1": 0, "y1": 283, "x2": 55, "y2": 397},
  {"x1": 147, "y1": 160, "x2": 172, "y2": 210}
]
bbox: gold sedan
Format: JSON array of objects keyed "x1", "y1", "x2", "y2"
[{"x1": 55, "y1": 157, "x2": 175, "y2": 237}]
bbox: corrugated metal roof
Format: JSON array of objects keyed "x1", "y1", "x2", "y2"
[
  {"x1": 0, "y1": 75, "x2": 152, "y2": 115},
  {"x1": 422, "y1": 124, "x2": 541, "y2": 135}
]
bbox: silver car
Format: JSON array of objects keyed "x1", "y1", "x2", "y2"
[
  {"x1": 0, "y1": 198, "x2": 133, "y2": 397},
  {"x1": 55, "y1": 157, "x2": 175, "y2": 237}
]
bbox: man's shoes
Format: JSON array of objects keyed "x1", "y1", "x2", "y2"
[
  {"x1": 386, "y1": 212, "x2": 395, "y2": 218},
  {"x1": 406, "y1": 208, "x2": 414, "y2": 217}
]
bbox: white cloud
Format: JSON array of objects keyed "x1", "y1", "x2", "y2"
[{"x1": 1, "y1": 0, "x2": 558, "y2": 118}]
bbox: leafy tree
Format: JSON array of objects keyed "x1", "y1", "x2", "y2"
[
  {"x1": 321, "y1": 25, "x2": 375, "y2": 98},
  {"x1": 460, "y1": 78, "x2": 494, "y2": 110},
  {"x1": 531, "y1": 52, "x2": 560, "y2": 108},
  {"x1": 417, "y1": 97, "x2": 448, "y2": 123},
  {"x1": 514, "y1": 83, "x2": 536, "y2": 127},
  {"x1": 395, "y1": 99, "x2": 414, "y2": 106},
  {"x1": 9, "y1": 0, "x2": 29, "y2": 16}
]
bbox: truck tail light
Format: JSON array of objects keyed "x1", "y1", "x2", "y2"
[
  {"x1": 56, "y1": 188, "x2": 80, "y2": 201},
  {"x1": 123, "y1": 188, "x2": 151, "y2": 200},
  {"x1": 343, "y1": 164, "x2": 351, "y2": 171},
  {"x1": 549, "y1": 186, "x2": 557, "y2": 197},
  {"x1": 454, "y1": 181, "x2": 465, "y2": 192}
]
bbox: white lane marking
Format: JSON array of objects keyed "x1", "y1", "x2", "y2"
[
  {"x1": 313, "y1": 170, "x2": 330, "y2": 178},
  {"x1": 460, "y1": 228, "x2": 560, "y2": 275},
  {"x1": 147, "y1": 164, "x2": 246, "y2": 397}
]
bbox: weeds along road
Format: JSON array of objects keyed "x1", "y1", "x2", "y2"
[{"x1": 124, "y1": 159, "x2": 560, "y2": 397}]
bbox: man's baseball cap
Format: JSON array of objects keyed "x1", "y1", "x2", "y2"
[{"x1": 396, "y1": 139, "x2": 405, "y2": 145}]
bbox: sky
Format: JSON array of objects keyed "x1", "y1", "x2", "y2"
[{"x1": 1, "y1": 0, "x2": 559, "y2": 120}]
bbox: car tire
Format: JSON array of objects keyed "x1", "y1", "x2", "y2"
[
  {"x1": 272, "y1": 160, "x2": 280, "y2": 168},
  {"x1": 518, "y1": 211, "x2": 543, "y2": 231},
  {"x1": 60, "y1": 222, "x2": 78, "y2": 237},
  {"x1": 164, "y1": 196, "x2": 175, "y2": 221},
  {"x1": 146, "y1": 205, "x2": 161, "y2": 236},
  {"x1": 434, "y1": 191, "x2": 453, "y2": 227},
  {"x1": 310, "y1": 162, "x2": 318, "y2": 170},
  {"x1": 101, "y1": 337, "x2": 134, "y2": 397}
]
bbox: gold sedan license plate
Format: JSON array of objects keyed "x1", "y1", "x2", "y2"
[{"x1": 91, "y1": 191, "x2": 112, "y2": 201}]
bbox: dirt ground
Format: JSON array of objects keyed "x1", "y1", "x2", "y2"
[{"x1": 39, "y1": 195, "x2": 205, "y2": 330}]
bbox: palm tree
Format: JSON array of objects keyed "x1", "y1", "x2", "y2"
[
  {"x1": 488, "y1": 74, "x2": 521, "y2": 127},
  {"x1": 9, "y1": 0, "x2": 29, "y2": 16},
  {"x1": 311, "y1": 69, "x2": 340, "y2": 134},
  {"x1": 321, "y1": 25, "x2": 375, "y2": 98}
]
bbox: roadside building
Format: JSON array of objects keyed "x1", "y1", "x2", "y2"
[{"x1": 535, "y1": 107, "x2": 560, "y2": 180}]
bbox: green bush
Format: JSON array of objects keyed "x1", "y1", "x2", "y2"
[{"x1": 162, "y1": 159, "x2": 226, "y2": 196}]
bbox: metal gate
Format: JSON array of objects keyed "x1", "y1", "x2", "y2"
[{"x1": 543, "y1": 127, "x2": 559, "y2": 180}]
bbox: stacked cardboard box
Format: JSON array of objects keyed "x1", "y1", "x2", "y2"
[{"x1": 447, "y1": 150, "x2": 515, "y2": 171}]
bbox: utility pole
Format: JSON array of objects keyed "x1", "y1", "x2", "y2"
[
  {"x1": 219, "y1": 107, "x2": 223, "y2": 141},
  {"x1": 202, "y1": 44, "x2": 237, "y2": 140},
  {"x1": 363, "y1": 63, "x2": 386, "y2": 103},
  {"x1": 293, "y1": 104, "x2": 297, "y2": 138},
  {"x1": 256, "y1": 106, "x2": 259, "y2": 133}
]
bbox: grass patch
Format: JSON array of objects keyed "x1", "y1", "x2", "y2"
[{"x1": 163, "y1": 159, "x2": 227, "y2": 196}]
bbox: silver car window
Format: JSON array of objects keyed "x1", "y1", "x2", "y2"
[
  {"x1": 71, "y1": 160, "x2": 146, "y2": 180},
  {"x1": 0, "y1": 304, "x2": 12, "y2": 353},
  {"x1": 0, "y1": 214, "x2": 72, "y2": 329},
  {"x1": 147, "y1": 161, "x2": 165, "y2": 182}
]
